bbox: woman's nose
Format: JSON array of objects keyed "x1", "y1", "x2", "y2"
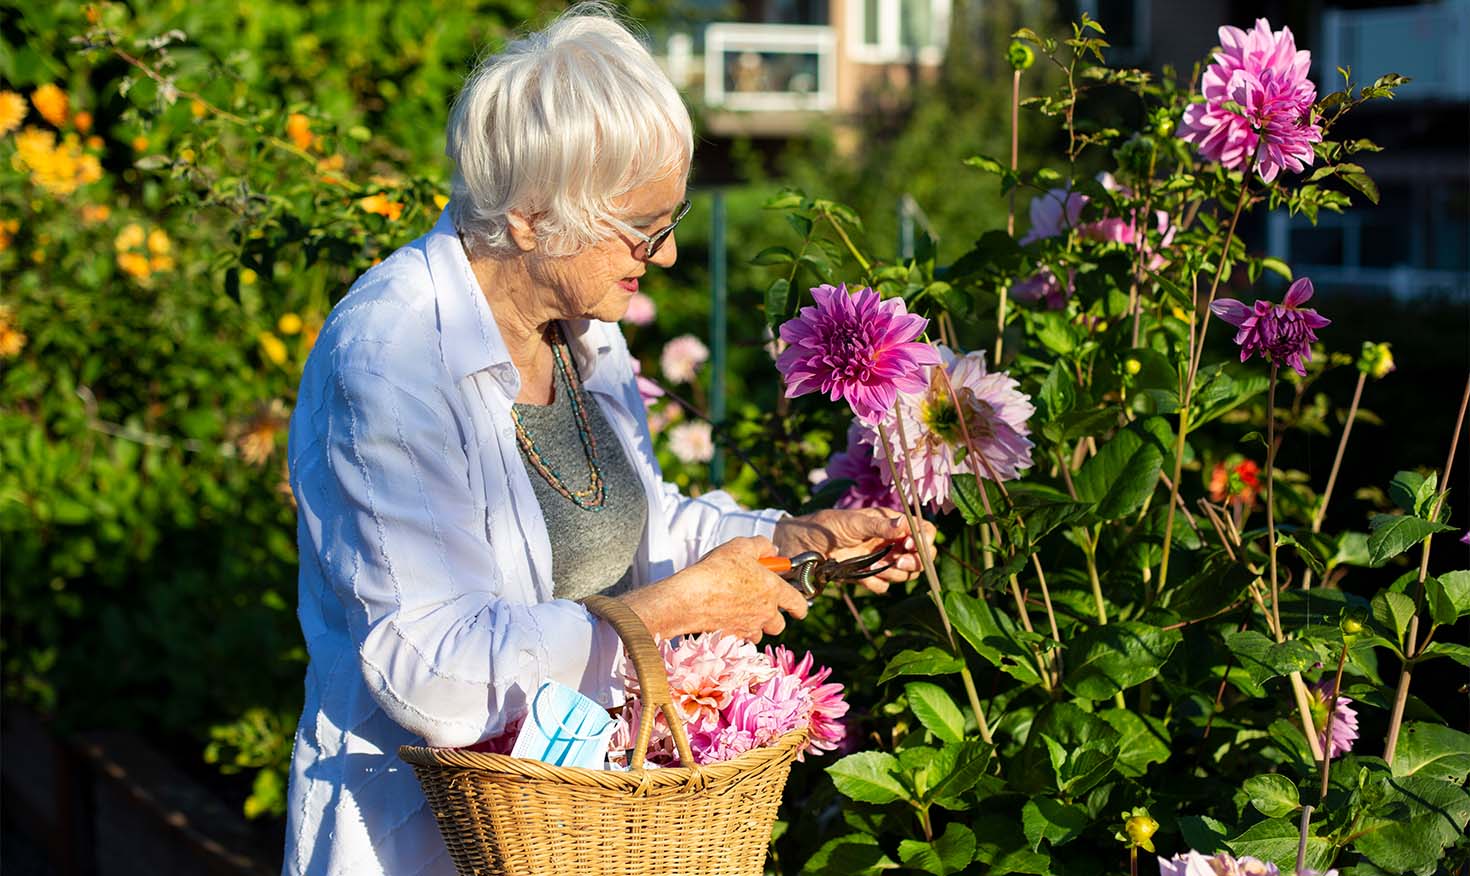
[{"x1": 648, "y1": 235, "x2": 677, "y2": 268}]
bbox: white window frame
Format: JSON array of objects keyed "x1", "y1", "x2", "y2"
[
  {"x1": 705, "y1": 23, "x2": 838, "y2": 112},
  {"x1": 846, "y1": 0, "x2": 951, "y2": 66}
]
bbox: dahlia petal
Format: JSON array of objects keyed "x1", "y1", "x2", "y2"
[
  {"x1": 1210, "y1": 298, "x2": 1253, "y2": 327},
  {"x1": 1284, "y1": 276, "x2": 1315, "y2": 307}
]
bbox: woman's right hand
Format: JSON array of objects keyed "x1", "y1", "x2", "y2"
[{"x1": 620, "y1": 536, "x2": 808, "y2": 642}]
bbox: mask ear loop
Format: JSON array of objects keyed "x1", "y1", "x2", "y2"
[{"x1": 530, "y1": 682, "x2": 617, "y2": 746}]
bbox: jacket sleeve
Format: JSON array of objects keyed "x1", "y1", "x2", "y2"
[
  {"x1": 657, "y1": 482, "x2": 787, "y2": 571},
  {"x1": 291, "y1": 366, "x2": 624, "y2": 748}
]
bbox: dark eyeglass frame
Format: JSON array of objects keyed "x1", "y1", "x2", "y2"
[{"x1": 606, "y1": 199, "x2": 691, "y2": 260}]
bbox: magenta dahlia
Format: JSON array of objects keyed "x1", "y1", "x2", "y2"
[
  {"x1": 767, "y1": 644, "x2": 850, "y2": 759},
  {"x1": 824, "y1": 422, "x2": 902, "y2": 511},
  {"x1": 1178, "y1": 18, "x2": 1323, "y2": 182},
  {"x1": 776, "y1": 283, "x2": 940, "y2": 424},
  {"x1": 1210, "y1": 277, "x2": 1331, "y2": 376}
]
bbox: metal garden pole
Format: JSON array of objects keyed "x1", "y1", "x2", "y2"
[{"x1": 708, "y1": 189, "x2": 727, "y2": 486}]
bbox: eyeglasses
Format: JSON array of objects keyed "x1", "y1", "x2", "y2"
[{"x1": 604, "y1": 199, "x2": 691, "y2": 261}]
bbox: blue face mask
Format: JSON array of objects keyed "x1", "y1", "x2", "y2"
[{"x1": 509, "y1": 680, "x2": 616, "y2": 770}]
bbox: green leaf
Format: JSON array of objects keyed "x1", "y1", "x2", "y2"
[
  {"x1": 879, "y1": 647, "x2": 963, "y2": 684},
  {"x1": 949, "y1": 473, "x2": 988, "y2": 526},
  {"x1": 927, "y1": 740, "x2": 994, "y2": 801},
  {"x1": 944, "y1": 591, "x2": 1044, "y2": 686},
  {"x1": 765, "y1": 278, "x2": 792, "y2": 329},
  {"x1": 1259, "y1": 257, "x2": 1293, "y2": 281},
  {"x1": 1227, "y1": 817, "x2": 1335, "y2": 872},
  {"x1": 1390, "y1": 723, "x2": 1470, "y2": 783},
  {"x1": 800, "y1": 833, "x2": 899, "y2": 875},
  {"x1": 1419, "y1": 642, "x2": 1470, "y2": 666},
  {"x1": 1425, "y1": 576, "x2": 1458, "y2": 627},
  {"x1": 1370, "y1": 591, "x2": 1416, "y2": 646},
  {"x1": 1073, "y1": 430, "x2": 1164, "y2": 521},
  {"x1": 972, "y1": 815, "x2": 1053, "y2": 873},
  {"x1": 765, "y1": 190, "x2": 805, "y2": 210},
  {"x1": 898, "y1": 823, "x2": 976, "y2": 876},
  {"x1": 827, "y1": 751, "x2": 909, "y2": 804},
  {"x1": 1062, "y1": 622, "x2": 1181, "y2": 700},
  {"x1": 1224, "y1": 631, "x2": 1322, "y2": 685},
  {"x1": 1243, "y1": 774, "x2": 1301, "y2": 818},
  {"x1": 1099, "y1": 708, "x2": 1171, "y2": 777},
  {"x1": 906, "y1": 682, "x2": 966, "y2": 744},
  {"x1": 1021, "y1": 798, "x2": 1089, "y2": 851},
  {"x1": 964, "y1": 154, "x2": 1005, "y2": 175},
  {"x1": 1039, "y1": 359, "x2": 1076, "y2": 423},
  {"x1": 751, "y1": 245, "x2": 796, "y2": 267},
  {"x1": 1178, "y1": 815, "x2": 1230, "y2": 855},
  {"x1": 1354, "y1": 776, "x2": 1470, "y2": 873},
  {"x1": 1367, "y1": 514, "x2": 1454, "y2": 565},
  {"x1": 1012, "y1": 703, "x2": 1120, "y2": 795},
  {"x1": 1388, "y1": 470, "x2": 1428, "y2": 514},
  {"x1": 1342, "y1": 171, "x2": 1380, "y2": 204},
  {"x1": 1437, "y1": 570, "x2": 1470, "y2": 615}
]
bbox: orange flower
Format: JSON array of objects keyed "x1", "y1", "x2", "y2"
[
  {"x1": 81, "y1": 204, "x2": 111, "y2": 224},
  {"x1": 286, "y1": 113, "x2": 315, "y2": 152},
  {"x1": 31, "y1": 84, "x2": 68, "y2": 127},
  {"x1": 0, "y1": 218, "x2": 18, "y2": 251},
  {"x1": 85, "y1": 135, "x2": 103, "y2": 149},
  {"x1": 358, "y1": 193, "x2": 404, "y2": 221},
  {"x1": 0, "y1": 326, "x2": 26, "y2": 358},
  {"x1": 0, "y1": 91, "x2": 25, "y2": 135},
  {"x1": 12, "y1": 127, "x2": 99, "y2": 196},
  {"x1": 1208, "y1": 459, "x2": 1261, "y2": 506},
  {"x1": 131, "y1": 135, "x2": 149, "y2": 152},
  {"x1": 147, "y1": 228, "x2": 171, "y2": 255},
  {"x1": 190, "y1": 99, "x2": 207, "y2": 118},
  {"x1": 238, "y1": 400, "x2": 290, "y2": 466},
  {"x1": 116, "y1": 251, "x2": 151, "y2": 280},
  {"x1": 114, "y1": 223, "x2": 145, "y2": 251},
  {"x1": 149, "y1": 254, "x2": 175, "y2": 272},
  {"x1": 73, "y1": 110, "x2": 93, "y2": 133}
]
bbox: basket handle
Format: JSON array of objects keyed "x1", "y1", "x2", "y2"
[{"x1": 582, "y1": 595, "x2": 695, "y2": 770}]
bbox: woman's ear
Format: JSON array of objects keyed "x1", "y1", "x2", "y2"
[{"x1": 505, "y1": 210, "x2": 538, "y2": 252}]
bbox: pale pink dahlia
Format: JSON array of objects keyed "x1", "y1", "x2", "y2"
[
  {"x1": 1021, "y1": 184, "x2": 1087, "y2": 244},
  {"x1": 822, "y1": 422, "x2": 901, "y2": 511},
  {"x1": 631, "y1": 359, "x2": 664, "y2": 409},
  {"x1": 1178, "y1": 18, "x2": 1323, "y2": 183},
  {"x1": 622, "y1": 291, "x2": 657, "y2": 325},
  {"x1": 668, "y1": 421, "x2": 715, "y2": 464},
  {"x1": 1157, "y1": 851, "x2": 1280, "y2": 876},
  {"x1": 863, "y1": 347, "x2": 1035, "y2": 512},
  {"x1": 659, "y1": 334, "x2": 709, "y2": 384},
  {"x1": 767, "y1": 645, "x2": 849, "y2": 759},
  {"x1": 657, "y1": 632, "x2": 776, "y2": 732},
  {"x1": 776, "y1": 283, "x2": 940, "y2": 424},
  {"x1": 1211, "y1": 277, "x2": 1331, "y2": 377},
  {"x1": 1310, "y1": 678, "x2": 1359, "y2": 759}
]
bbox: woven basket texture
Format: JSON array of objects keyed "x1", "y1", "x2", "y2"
[{"x1": 399, "y1": 595, "x2": 806, "y2": 876}]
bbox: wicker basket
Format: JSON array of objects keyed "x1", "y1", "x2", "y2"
[{"x1": 399, "y1": 595, "x2": 807, "y2": 876}]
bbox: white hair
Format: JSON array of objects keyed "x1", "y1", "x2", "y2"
[{"x1": 445, "y1": 2, "x2": 694, "y2": 258}]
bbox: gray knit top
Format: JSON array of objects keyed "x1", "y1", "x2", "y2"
[{"x1": 512, "y1": 345, "x2": 648, "y2": 600}]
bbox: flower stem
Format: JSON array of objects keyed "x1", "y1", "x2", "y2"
[
  {"x1": 1304, "y1": 371, "x2": 1367, "y2": 589},
  {"x1": 1318, "y1": 641, "x2": 1350, "y2": 803},
  {"x1": 1295, "y1": 804, "x2": 1314, "y2": 875},
  {"x1": 1266, "y1": 365, "x2": 1283, "y2": 638},
  {"x1": 1384, "y1": 372, "x2": 1470, "y2": 764},
  {"x1": 1159, "y1": 182, "x2": 1251, "y2": 594},
  {"x1": 997, "y1": 68, "x2": 1022, "y2": 363},
  {"x1": 821, "y1": 206, "x2": 870, "y2": 274},
  {"x1": 879, "y1": 424, "x2": 993, "y2": 744}
]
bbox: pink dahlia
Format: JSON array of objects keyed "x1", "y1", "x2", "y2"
[
  {"x1": 1210, "y1": 277, "x2": 1331, "y2": 376},
  {"x1": 622, "y1": 291, "x2": 657, "y2": 326},
  {"x1": 823, "y1": 422, "x2": 902, "y2": 511},
  {"x1": 659, "y1": 334, "x2": 709, "y2": 384},
  {"x1": 1310, "y1": 678, "x2": 1359, "y2": 759},
  {"x1": 1157, "y1": 851, "x2": 1280, "y2": 876},
  {"x1": 656, "y1": 632, "x2": 776, "y2": 732},
  {"x1": 862, "y1": 347, "x2": 1035, "y2": 512},
  {"x1": 776, "y1": 283, "x2": 941, "y2": 424},
  {"x1": 1009, "y1": 268, "x2": 1074, "y2": 311},
  {"x1": 1021, "y1": 184, "x2": 1087, "y2": 244},
  {"x1": 767, "y1": 645, "x2": 849, "y2": 759},
  {"x1": 1178, "y1": 18, "x2": 1323, "y2": 183},
  {"x1": 607, "y1": 696, "x2": 678, "y2": 767},
  {"x1": 631, "y1": 359, "x2": 664, "y2": 409}
]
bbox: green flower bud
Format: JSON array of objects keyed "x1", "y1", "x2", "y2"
[
  {"x1": 1007, "y1": 41, "x2": 1035, "y2": 71},
  {"x1": 1340, "y1": 608, "x2": 1368, "y2": 638},
  {"x1": 1125, "y1": 357, "x2": 1142, "y2": 376},
  {"x1": 1120, "y1": 809, "x2": 1158, "y2": 852},
  {"x1": 1114, "y1": 134, "x2": 1155, "y2": 178},
  {"x1": 1357, "y1": 341, "x2": 1395, "y2": 380},
  {"x1": 1149, "y1": 108, "x2": 1176, "y2": 138}
]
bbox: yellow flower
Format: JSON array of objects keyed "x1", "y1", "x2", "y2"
[
  {"x1": 80, "y1": 204, "x2": 110, "y2": 225},
  {"x1": 149, "y1": 254, "x2": 175, "y2": 272},
  {"x1": 116, "y1": 251, "x2": 151, "y2": 280},
  {"x1": 433, "y1": 193, "x2": 449, "y2": 210},
  {"x1": 1124, "y1": 814, "x2": 1158, "y2": 852},
  {"x1": 1170, "y1": 305, "x2": 1190, "y2": 322},
  {"x1": 11, "y1": 126, "x2": 96, "y2": 196},
  {"x1": 73, "y1": 110, "x2": 93, "y2": 133},
  {"x1": 190, "y1": 99, "x2": 207, "y2": 118},
  {"x1": 131, "y1": 135, "x2": 149, "y2": 152},
  {"x1": 286, "y1": 113, "x2": 315, "y2": 152},
  {"x1": 85, "y1": 135, "x2": 103, "y2": 149},
  {"x1": 277, "y1": 313, "x2": 303, "y2": 335},
  {"x1": 179, "y1": 147, "x2": 196, "y2": 164},
  {"x1": 147, "y1": 228, "x2": 171, "y2": 255},
  {"x1": 0, "y1": 218, "x2": 18, "y2": 251},
  {"x1": 358, "y1": 193, "x2": 404, "y2": 221},
  {"x1": 0, "y1": 326, "x2": 26, "y2": 358},
  {"x1": 258, "y1": 331, "x2": 288, "y2": 365},
  {"x1": 114, "y1": 223, "x2": 145, "y2": 252},
  {"x1": 240, "y1": 268, "x2": 258, "y2": 285},
  {"x1": 0, "y1": 91, "x2": 25, "y2": 135},
  {"x1": 31, "y1": 84, "x2": 68, "y2": 128},
  {"x1": 30, "y1": 247, "x2": 45, "y2": 264}
]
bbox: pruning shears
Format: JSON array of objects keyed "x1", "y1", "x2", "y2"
[{"x1": 758, "y1": 544, "x2": 895, "y2": 603}]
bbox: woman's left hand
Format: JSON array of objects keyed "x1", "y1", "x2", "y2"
[{"x1": 771, "y1": 508, "x2": 937, "y2": 595}]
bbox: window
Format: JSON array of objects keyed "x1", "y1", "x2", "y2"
[
  {"x1": 849, "y1": 0, "x2": 950, "y2": 65},
  {"x1": 1076, "y1": 0, "x2": 1148, "y2": 64}
]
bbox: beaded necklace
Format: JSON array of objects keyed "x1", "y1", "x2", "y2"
[{"x1": 512, "y1": 323, "x2": 607, "y2": 511}]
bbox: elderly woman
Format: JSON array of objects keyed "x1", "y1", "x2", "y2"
[{"x1": 281, "y1": 4, "x2": 930, "y2": 874}]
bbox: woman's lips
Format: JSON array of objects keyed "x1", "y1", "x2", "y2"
[{"x1": 618, "y1": 278, "x2": 638, "y2": 292}]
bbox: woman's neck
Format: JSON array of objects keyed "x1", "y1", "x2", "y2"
[{"x1": 463, "y1": 244, "x2": 557, "y2": 399}]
